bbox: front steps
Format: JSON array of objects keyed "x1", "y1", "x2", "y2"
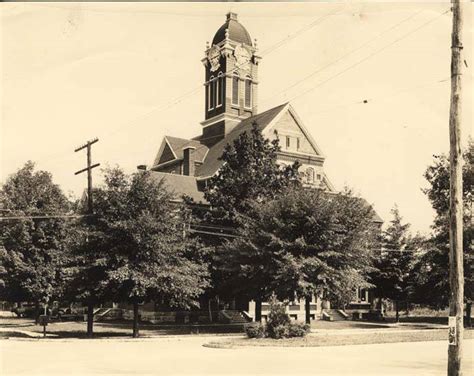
[{"x1": 322, "y1": 309, "x2": 349, "y2": 321}]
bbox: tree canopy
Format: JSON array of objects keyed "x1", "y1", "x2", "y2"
[
  {"x1": 411, "y1": 140, "x2": 473, "y2": 309},
  {"x1": 370, "y1": 206, "x2": 415, "y2": 319},
  {"x1": 204, "y1": 123, "x2": 300, "y2": 225},
  {"x1": 216, "y1": 186, "x2": 379, "y2": 307},
  {"x1": 0, "y1": 161, "x2": 73, "y2": 309}
]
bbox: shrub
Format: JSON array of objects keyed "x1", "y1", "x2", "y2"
[
  {"x1": 246, "y1": 296, "x2": 311, "y2": 340},
  {"x1": 271, "y1": 324, "x2": 289, "y2": 339},
  {"x1": 266, "y1": 296, "x2": 291, "y2": 339},
  {"x1": 288, "y1": 322, "x2": 310, "y2": 337},
  {"x1": 245, "y1": 323, "x2": 266, "y2": 338}
]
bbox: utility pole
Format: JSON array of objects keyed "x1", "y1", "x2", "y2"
[
  {"x1": 74, "y1": 138, "x2": 100, "y2": 338},
  {"x1": 447, "y1": 1, "x2": 464, "y2": 375}
]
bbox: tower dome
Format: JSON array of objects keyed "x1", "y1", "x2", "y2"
[{"x1": 212, "y1": 12, "x2": 252, "y2": 46}]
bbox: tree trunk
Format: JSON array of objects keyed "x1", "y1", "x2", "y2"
[
  {"x1": 255, "y1": 299, "x2": 262, "y2": 322},
  {"x1": 132, "y1": 301, "x2": 139, "y2": 338},
  {"x1": 34, "y1": 301, "x2": 40, "y2": 324},
  {"x1": 208, "y1": 298, "x2": 213, "y2": 323},
  {"x1": 405, "y1": 300, "x2": 410, "y2": 316},
  {"x1": 395, "y1": 300, "x2": 400, "y2": 323},
  {"x1": 87, "y1": 302, "x2": 94, "y2": 338},
  {"x1": 466, "y1": 302, "x2": 472, "y2": 328},
  {"x1": 305, "y1": 296, "x2": 311, "y2": 325}
]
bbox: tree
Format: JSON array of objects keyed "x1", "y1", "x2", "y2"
[
  {"x1": 204, "y1": 122, "x2": 300, "y2": 226},
  {"x1": 411, "y1": 140, "x2": 473, "y2": 325},
  {"x1": 371, "y1": 206, "x2": 414, "y2": 322},
  {"x1": 216, "y1": 186, "x2": 379, "y2": 323},
  {"x1": 93, "y1": 167, "x2": 209, "y2": 337},
  {"x1": 200, "y1": 123, "x2": 300, "y2": 316},
  {"x1": 0, "y1": 161, "x2": 73, "y2": 321}
]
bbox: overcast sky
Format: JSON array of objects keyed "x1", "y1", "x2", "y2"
[{"x1": 1, "y1": 2, "x2": 472, "y2": 234}]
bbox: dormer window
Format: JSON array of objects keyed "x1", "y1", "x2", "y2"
[
  {"x1": 232, "y1": 74, "x2": 239, "y2": 105},
  {"x1": 244, "y1": 76, "x2": 252, "y2": 108}
]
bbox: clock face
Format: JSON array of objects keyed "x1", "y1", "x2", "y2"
[
  {"x1": 234, "y1": 45, "x2": 251, "y2": 72},
  {"x1": 207, "y1": 46, "x2": 221, "y2": 72}
]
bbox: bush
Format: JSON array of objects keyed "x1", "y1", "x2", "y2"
[
  {"x1": 288, "y1": 322, "x2": 310, "y2": 337},
  {"x1": 266, "y1": 297, "x2": 291, "y2": 339},
  {"x1": 270, "y1": 324, "x2": 289, "y2": 339},
  {"x1": 245, "y1": 297, "x2": 311, "y2": 340},
  {"x1": 245, "y1": 323, "x2": 266, "y2": 338}
]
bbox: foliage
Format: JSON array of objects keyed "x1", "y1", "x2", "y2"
[
  {"x1": 244, "y1": 297, "x2": 310, "y2": 339},
  {"x1": 287, "y1": 322, "x2": 311, "y2": 337},
  {"x1": 244, "y1": 323, "x2": 266, "y2": 339},
  {"x1": 204, "y1": 123, "x2": 300, "y2": 226},
  {"x1": 216, "y1": 186, "x2": 379, "y2": 305},
  {"x1": 91, "y1": 167, "x2": 210, "y2": 309},
  {"x1": 371, "y1": 206, "x2": 415, "y2": 310},
  {"x1": 411, "y1": 140, "x2": 473, "y2": 308},
  {"x1": 0, "y1": 161, "x2": 73, "y2": 306},
  {"x1": 200, "y1": 123, "x2": 301, "y2": 301},
  {"x1": 266, "y1": 296, "x2": 291, "y2": 338}
]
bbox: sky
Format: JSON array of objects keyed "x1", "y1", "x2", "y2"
[{"x1": 1, "y1": 2, "x2": 472, "y2": 235}]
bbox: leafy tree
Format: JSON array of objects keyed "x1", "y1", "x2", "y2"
[
  {"x1": 92, "y1": 167, "x2": 209, "y2": 337},
  {"x1": 199, "y1": 123, "x2": 300, "y2": 314},
  {"x1": 204, "y1": 122, "x2": 300, "y2": 225},
  {"x1": 0, "y1": 161, "x2": 73, "y2": 320},
  {"x1": 371, "y1": 206, "x2": 414, "y2": 322},
  {"x1": 411, "y1": 140, "x2": 473, "y2": 325},
  {"x1": 216, "y1": 186, "x2": 379, "y2": 323}
]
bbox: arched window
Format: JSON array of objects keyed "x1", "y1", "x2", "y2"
[
  {"x1": 208, "y1": 76, "x2": 215, "y2": 110},
  {"x1": 244, "y1": 76, "x2": 252, "y2": 108},
  {"x1": 216, "y1": 72, "x2": 224, "y2": 107},
  {"x1": 232, "y1": 74, "x2": 239, "y2": 105}
]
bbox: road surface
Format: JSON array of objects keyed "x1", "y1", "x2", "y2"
[{"x1": 1, "y1": 336, "x2": 472, "y2": 375}]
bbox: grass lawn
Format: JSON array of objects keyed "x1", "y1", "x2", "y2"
[
  {"x1": 204, "y1": 328, "x2": 474, "y2": 348},
  {"x1": 0, "y1": 317, "x2": 244, "y2": 339}
]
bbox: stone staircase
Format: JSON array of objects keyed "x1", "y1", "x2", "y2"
[
  {"x1": 218, "y1": 310, "x2": 250, "y2": 324},
  {"x1": 322, "y1": 309, "x2": 348, "y2": 321}
]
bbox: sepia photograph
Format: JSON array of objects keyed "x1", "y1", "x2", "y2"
[{"x1": 0, "y1": 1, "x2": 472, "y2": 375}]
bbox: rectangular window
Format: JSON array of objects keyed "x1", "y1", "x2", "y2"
[
  {"x1": 317, "y1": 174, "x2": 321, "y2": 180},
  {"x1": 216, "y1": 77, "x2": 223, "y2": 107},
  {"x1": 244, "y1": 79, "x2": 252, "y2": 108},
  {"x1": 232, "y1": 76, "x2": 239, "y2": 105},
  {"x1": 286, "y1": 136, "x2": 290, "y2": 149},
  {"x1": 208, "y1": 79, "x2": 215, "y2": 110},
  {"x1": 297, "y1": 138, "x2": 300, "y2": 150},
  {"x1": 207, "y1": 85, "x2": 211, "y2": 110}
]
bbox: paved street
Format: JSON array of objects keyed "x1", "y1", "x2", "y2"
[{"x1": 1, "y1": 337, "x2": 472, "y2": 376}]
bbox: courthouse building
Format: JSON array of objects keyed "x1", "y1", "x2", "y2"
[{"x1": 145, "y1": 13, "x2": 382, "y2": 322}]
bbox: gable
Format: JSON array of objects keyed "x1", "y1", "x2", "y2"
[
  {"x1": 159, "y1": 143, "x2": 176, "y2": 164},
  {"x1": 267, "y1": 109, "x2": 320, "y2": 156}
]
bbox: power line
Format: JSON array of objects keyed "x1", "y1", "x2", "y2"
[
  {"x1": 260, "y1": 8, "x2": 424, "y2": 106},
  {"x1": 102, "y1": 10, "x2": 342, "y2": 141},
  {"x1": 286, "y1": 9, "x2": 450, "y2": 104},
  {"x1": 0, "y1": 214, "x2": 90, "y2": 221},
  {"x1": 259, "y1": 5, "x2": 345, "y2": 55}
]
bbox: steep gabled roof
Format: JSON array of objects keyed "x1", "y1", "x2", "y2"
[
  {"x1": 152, "y1": 136, "x2": 208, "y2": 169},
  {"x1": 195, "y1": 103, "x2": 288, "y2": 178}
]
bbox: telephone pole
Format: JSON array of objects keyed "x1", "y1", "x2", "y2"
[
  {"x1": 447, "y1": 1, "x2": 464, "y2": 375},
  {"x1": 74, "y1": 137, "x2": 100, "y2": 338},
  {"x1": 75, "y1": 138, "x2": 100, "y2": 214}
]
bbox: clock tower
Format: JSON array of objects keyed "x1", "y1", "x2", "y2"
[{"x1": 201, "y1": 12, "x2": 260, "y2": 147}]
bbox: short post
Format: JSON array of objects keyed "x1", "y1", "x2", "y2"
[{"x1": 38, "y1": 315, "x2": 49, "y2": 338}]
